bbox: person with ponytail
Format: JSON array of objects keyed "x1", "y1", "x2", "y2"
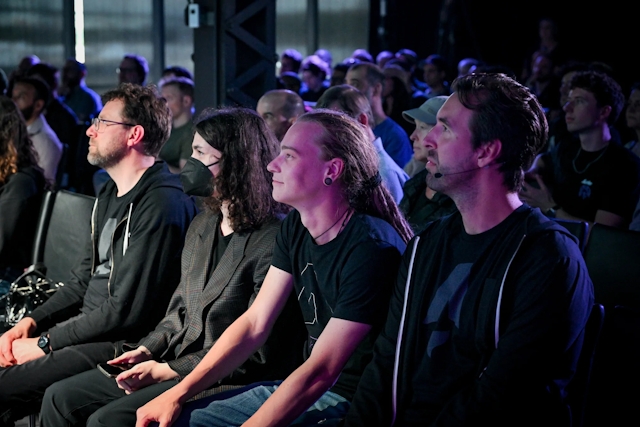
[
  {"x1": 0, "y1": 96, "x2": 46, "y2": 300},
  {"x1": 135, "y1": 108, "x2": 409, "y2": 427}
]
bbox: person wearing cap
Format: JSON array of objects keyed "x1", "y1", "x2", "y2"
[{"x1": 399, "y1": 95, "x2": 457, "y2": 233}]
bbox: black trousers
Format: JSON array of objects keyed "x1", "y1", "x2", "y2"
[
  {"x1": 41, "y1": 368, "x2": 177, "y2": 427},
  {"x1": 0, "y1": 341, "x2": 117, "y2": 425},
  {"x1": 40, "y1": 368, "x2": 220, "y2": 427}
]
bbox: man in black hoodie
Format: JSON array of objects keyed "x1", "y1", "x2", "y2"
[
  {"x1": 0, "y1": 83, "x2": 197, "y2": 425},
  {"x1": 344, "y1": 73, "x2": 594, "y2": 426}
]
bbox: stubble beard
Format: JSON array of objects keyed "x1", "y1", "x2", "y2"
[{"x1": 87, "y1": 138, "x2": 128, "y2": 169}]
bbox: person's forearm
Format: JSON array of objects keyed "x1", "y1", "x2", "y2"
[
  {"x1": 243, "y1": 361, "x2": 339, "y2": 427},
  {"x1": 166, "y1": 313, "x2": 269, "y2": 404}
]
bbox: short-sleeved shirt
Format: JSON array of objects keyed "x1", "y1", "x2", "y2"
[
  {"x1": 271, "y1": 209, "x2": 406, "y2": 400},
  {"x1": 545, "y1": 140, "x2": 640, "y2": 223}
]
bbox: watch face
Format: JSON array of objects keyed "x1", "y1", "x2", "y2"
[{"x1": 38, "y1": 335, "x2": 49, "y2": 349}]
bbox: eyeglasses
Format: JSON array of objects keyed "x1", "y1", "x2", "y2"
[{"x1": 91, "y1": 117, "x2": 135, "y2": 131}]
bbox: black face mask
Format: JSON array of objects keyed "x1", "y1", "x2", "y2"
[{"x1": 180, "y1": 157, "x2": 219, "y2": 197}]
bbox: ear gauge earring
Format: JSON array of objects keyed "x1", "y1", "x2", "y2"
[{"x1": 324, "y1": 177, "x2": 333, "y2": 186}]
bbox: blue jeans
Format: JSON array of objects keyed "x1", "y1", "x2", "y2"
[{"x1": 186, "y1": 380, "x2": 349, "y2": 427}]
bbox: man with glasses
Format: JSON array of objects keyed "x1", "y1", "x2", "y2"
[{"x1": 0, "y1": 83, "x2": 197, "y2": 426}]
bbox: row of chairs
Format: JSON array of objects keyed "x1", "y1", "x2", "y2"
[
  {"x1": 6, "y1": 202, "x2": 638, "y2": 427},
  {"x1": 552, "y1": 218, "x2": 640, "y2": 427}
]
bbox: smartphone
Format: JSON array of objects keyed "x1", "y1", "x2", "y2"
[{"x1": 97, "y1": 362, "x2": 130, "y2": 378}]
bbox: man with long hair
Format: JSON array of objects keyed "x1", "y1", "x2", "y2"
[{"x1": 135, "y1": 109, "x2": 412, "y2": 426}]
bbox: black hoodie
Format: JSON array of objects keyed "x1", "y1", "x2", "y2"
[
  {"x1": 345, "y1": 205, "x2": 594, "y2": 427},
  {"x1": 28, "y1": 161, "x2": 197, "y2": 350}
]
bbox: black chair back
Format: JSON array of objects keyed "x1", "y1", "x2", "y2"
[
  {"x1": 566, "y1": 303, "x2": 604, "y2": 427},
  {"x1": 553, "y1": 218, "x2": 589, "y2": 253},
  {"x1": 582, "y1": 223, "x2": 640, "y2": 309},
  {"x1": 35, "y1": 190, "x2": 95, "y2": 284}
]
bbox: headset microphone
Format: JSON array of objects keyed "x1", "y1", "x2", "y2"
[{"x1": 433, "y1": 166, "x2": 483, "y2": 179}]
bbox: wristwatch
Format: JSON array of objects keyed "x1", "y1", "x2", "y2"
[{"x1": 37, "y1": 334, "x2": 51, "y2": 355}]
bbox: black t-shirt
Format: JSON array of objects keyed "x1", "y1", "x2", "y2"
[
  {"x1": 546, "y1": 140, "x2": 640, "y2": 223},
  {"x1": 208, "y1": 225, "x2": 233, "y2": 281},
  {"x1": 271, "y1": 209, "x2": 406, "y2": 401},
  {"x1": 82, "y1": 190, "x2": 134, "y2": 312},
  {"x1": 406, "y1": 206, "x2": 527, "y2": 423}
]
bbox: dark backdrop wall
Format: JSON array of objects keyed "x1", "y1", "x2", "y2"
[{"x1": 378, "y1": 0, "x2": 634, "y2": 92}]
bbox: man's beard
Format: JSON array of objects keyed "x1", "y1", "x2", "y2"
[
  {"x1": 20, "y1": 105, "x2": 35, "y2": 122},
  {"x1": 87, "y1": 140, "x2": 128, "y2": 169}
]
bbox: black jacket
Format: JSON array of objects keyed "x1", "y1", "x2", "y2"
[
  {"x1": 29, "y1": 161, "x2": 197, "y2": 350},
  {"x1": 0, "y1": 166, "x2": 46, "y2": 274},
  {"x1": 345, "y1": 206, "x2": 594, "y2": 426}
]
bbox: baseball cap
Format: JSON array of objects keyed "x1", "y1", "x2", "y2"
[{"x1": 402, "y1": 95, "x2": 449, "y2": 125}]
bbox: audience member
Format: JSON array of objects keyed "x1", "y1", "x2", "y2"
[
  {"x1": 399, "y1": 95, "x2": 458, "y2": 233},
  {"x1": 256, "y1": 89, "x2": 305, "y2": 141},
  {"x1": 134, "y1": 108, "x2": 412, "y2": 426},
  {"x1": 299, "y1": 55, "x2": 330, "y2": 103},
  {"x1": 39, "y1": 106, "x2": 306, "y2": 427},
  {"x1": 278, "y1": 71, "x2": 303, "y2": 95},
  {"x1": 344, "y1": 72, "x2": 593, "y2": 427},
  {"x1": 624, "y1": 82, "x2": 640, "y2": 158},
  {"x1": 457, "y1": 57, "x2": 482, "y2": 77},
  {"x1": 314, "y1": 48, "x2": 333, "y2": 69},
  {"x1": 525, "y1": 52, "x2": 561, "y2": 118},
  {"x1": 381, "y1": 65, "x2": 414, "y2": 136},
  {"x1": 521, "y1": 71, "x2": 640, "y2": 228},
  {"x1": 59, "y1": 58, "x2": 103, "y2": 124},
  {"x1": 375, "y1": 50, "x2": 394, "y2": 69},
  {"x1": 0, "y1": 83, "x2": 197, "y2": 424},
  {"x1": 520, "y1": 17, "x2": 569, "y2": 83},
  {"x1": 546, "y1": 61, "x2": 589, "y2": 151},
  {"x1": 26, "y1": 62, "x2": 80, "y2": 152},
  {"x1": 351, "y1": 48, "x2": 374, "y2": 63},
  {"x1": 316, "y1": 84, "x2": 409, "y2": 204},
  {"x1": 421, "y1": 54, "x2": 452, "y2": 99},
  {"x1": 158, "y1": 76, "x2": 195, "y2": 173},
  {"x1": 10, "y1": 76, "x2": 63, "y2": 184},
  {"x1": 278, "y1": 49, "x2": 303, "y2": 77},
  {"x1": 395, "y1": 48, "x2": 427, "y2": 94},
  {"x1": 330, "y1": 58, "x2": 359, "y2": 88},
  {"x1": 118, "y1": 54, "x2": 149, "y2": 85},
  {"x1": 6, "y1": 55, "x2": 40, "y2": 96},
  {"x1": 0, "y1": 96, "x2": 46, "y2": 301},
  {"x1": 161, "y1": 65, "x2": 193, "y2": 80},
  {"x1": 346, "y1": 62, "x2": 413, "y2": 168}
]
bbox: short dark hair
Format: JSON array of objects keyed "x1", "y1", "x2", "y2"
[
  {"x1": 123, "y1": 54, "x2": 149, "y2": 84},
  {"x1": 301, "y1": 55, "x2": 330, "y2": 79},
  {"x1": 13, "y1": 76, "x2": 50, "y2": 108},
  {"x1": 162, "y1": 65, "x2": 193, "y2": 80},
  {"x1": 26, "y1": 62, "x2": 58, "y2": 92},
  {"x1": 194, "y1": 107, "x2": 290, "y2": 231},
  {"x1": 158, "y1": 76, "x2": 195, "y2": 99},
  {"x1": 348, "y1": 62, "x2": 385, "y2": 87},
  {"x1": 315, "y1": 84, "x2": 374, "y2": 129},
  {"x1": 102, "y1": 83, "x2": 171, "y2": 157},
  {"x1": 570, "y1": 70, "x2": 625, "y2": 125},
  {"x1": 422, "y1": 54, "x2": 448, "y2": 75},
  {"x1": 452, "y1": 73, "x2": 548, "y2": 192},
  {"x1": 281, "y1": 49, "x2": 303, "y2": 72}
]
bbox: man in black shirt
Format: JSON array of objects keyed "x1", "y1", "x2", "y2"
[
  {"x1": 345, "y1": 73, "x2": 593, "y2": 426},
  {"x1": 521, "y1": 70, "x2": 640, "y2": 228},
  {"x1": 0, "y1": 83, "x2": 197, "y2": 425}
]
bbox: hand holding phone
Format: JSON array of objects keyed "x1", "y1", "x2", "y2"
[{"x1": 97, "y1": 362, "x2": 131, "y2": 378}]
